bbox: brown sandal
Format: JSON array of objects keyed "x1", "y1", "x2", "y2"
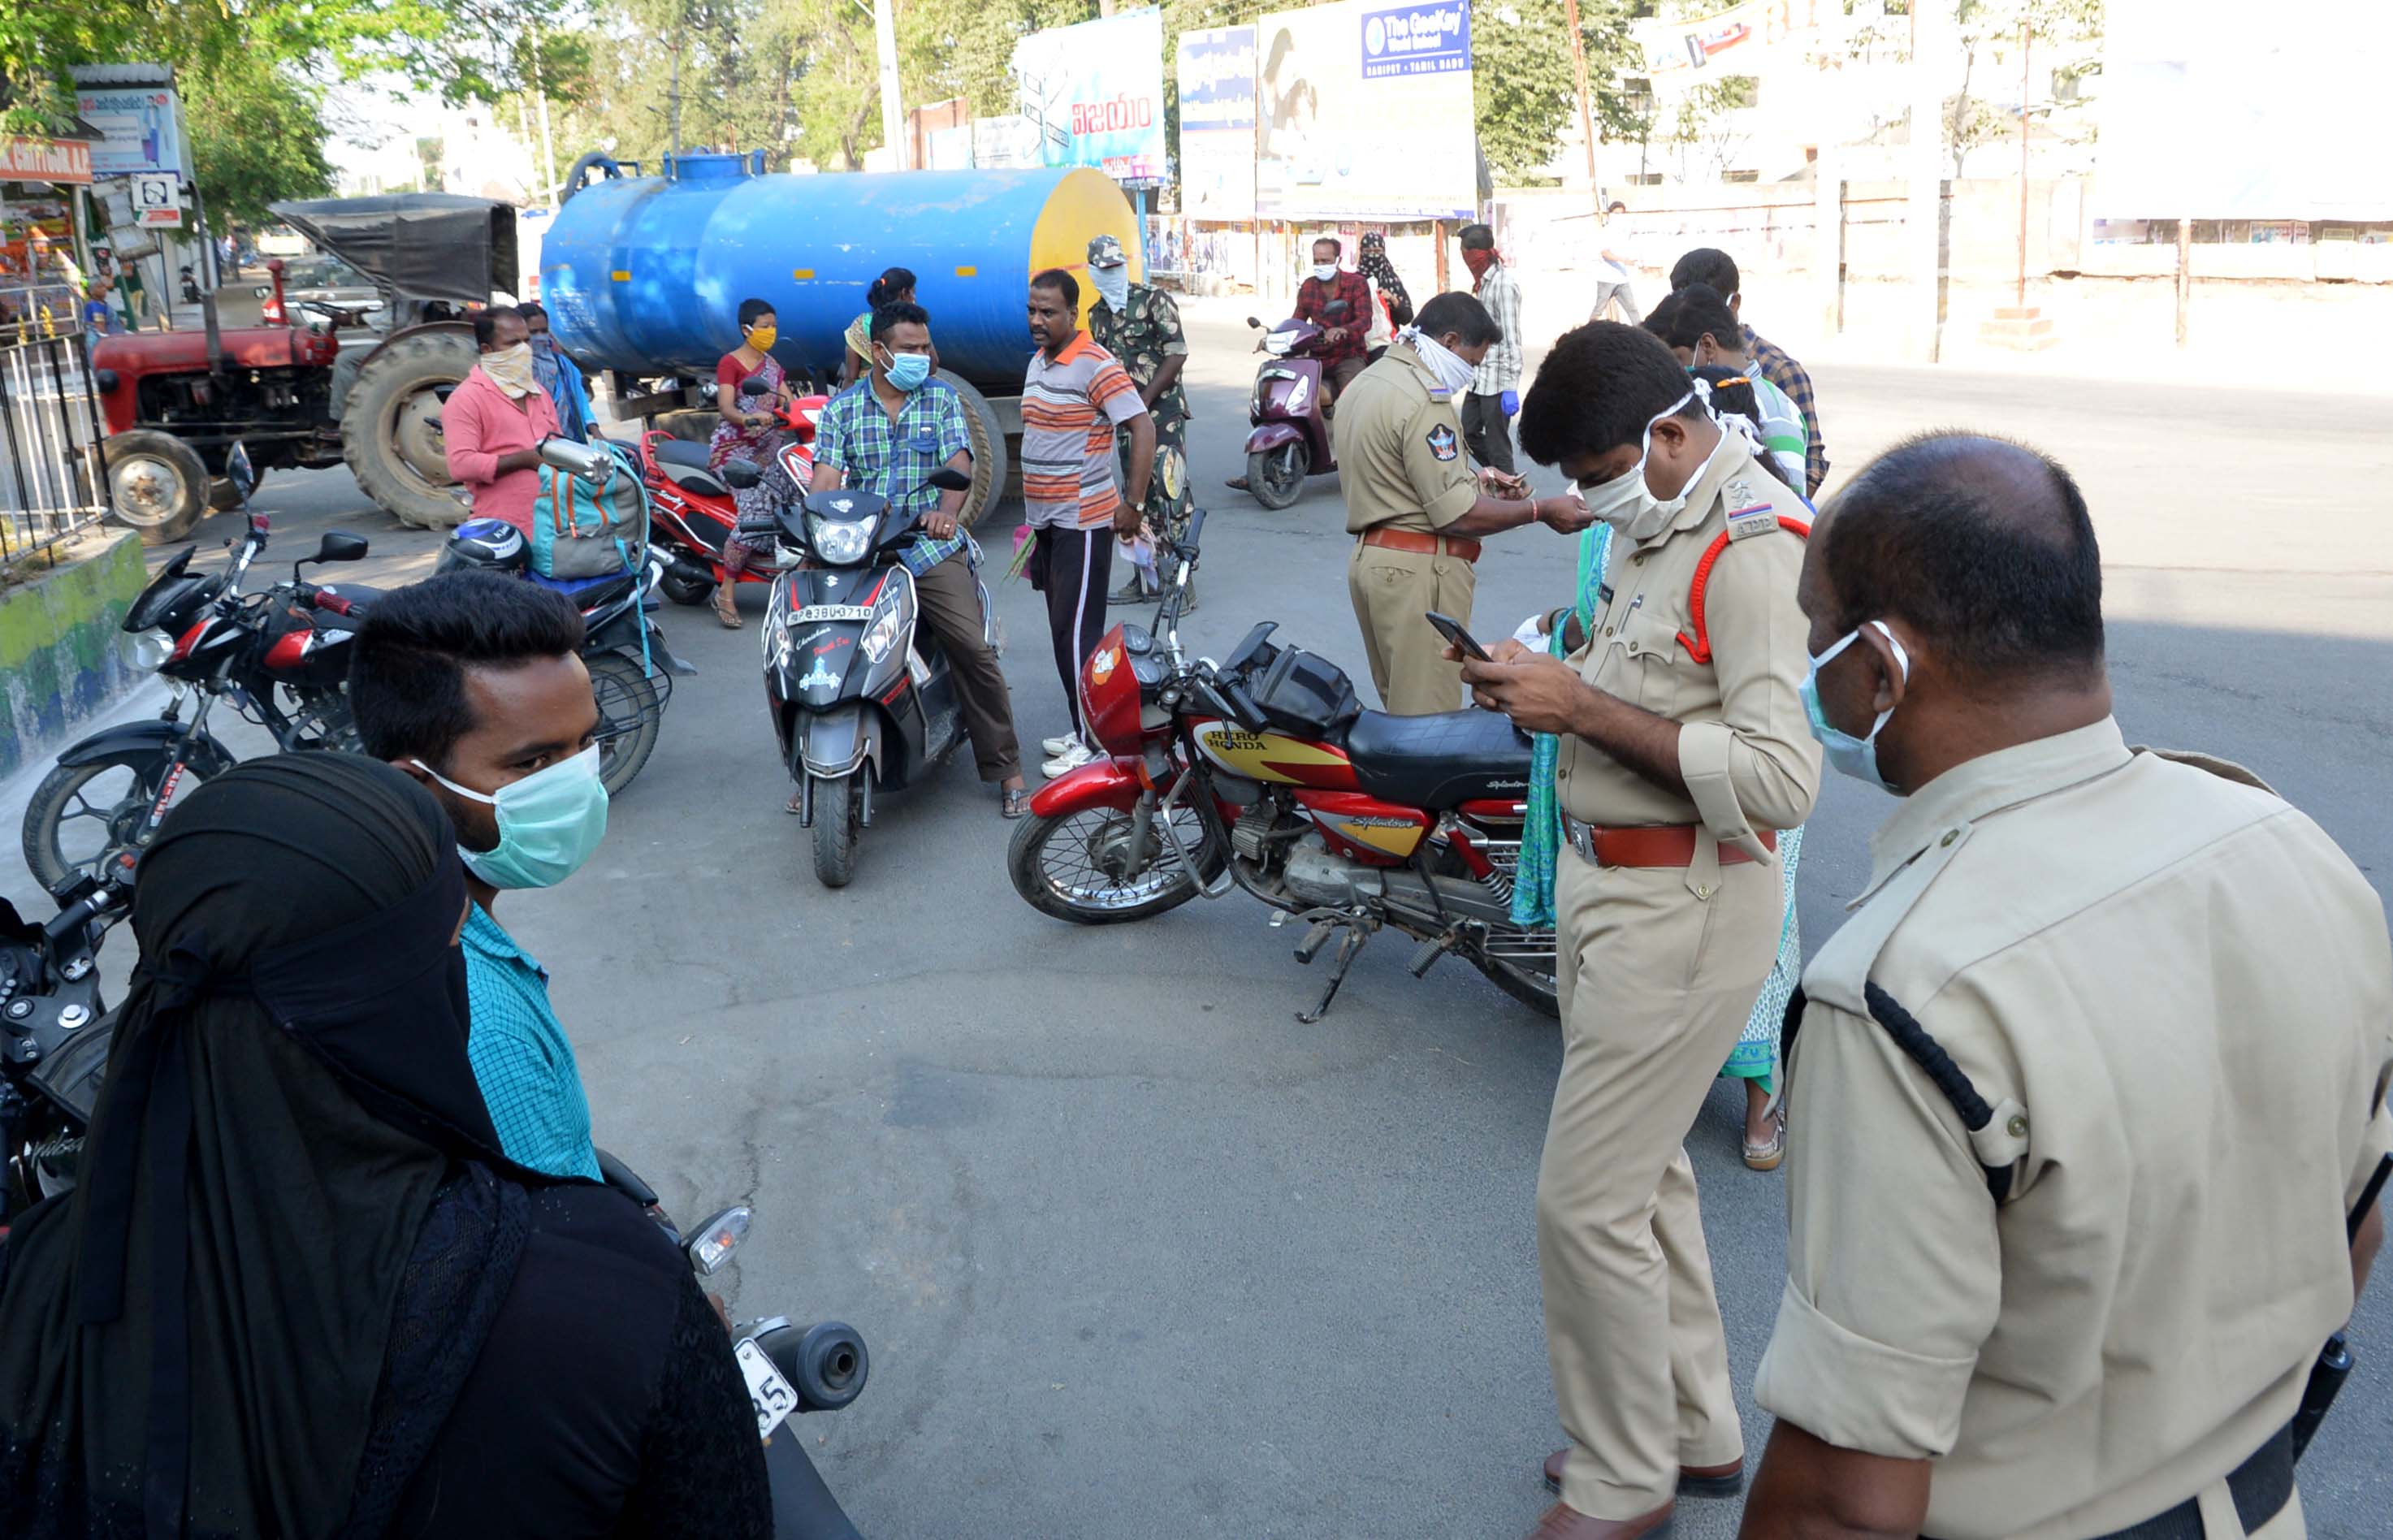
[{"x1": 712, "y1": 590, "x2": 742, "y2": 629}]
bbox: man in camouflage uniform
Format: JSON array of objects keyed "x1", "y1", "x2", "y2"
[{"x1": 1086, "y1": 233, "x2": 1197, "y2": 610}]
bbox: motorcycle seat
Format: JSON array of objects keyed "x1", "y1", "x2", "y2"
[
  {"x1": 528, "y1": 569, "x2": 638, "y2": 609},
  {"x1": 651, "y1": 439, "x2": 731, "y2": 499},
  {"x1": 1343, "y1": 709, "x2": 1534, "y2": 811},
  {"x1": 653, "y1": 439, "x2": 712, "y2": 469}
]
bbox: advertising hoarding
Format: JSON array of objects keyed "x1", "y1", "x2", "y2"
[
  {"x1": 1177, "y1": 26, "x2": 1257, "y2": 220},
  {"x1": 1254, "y1": 0, "x2": 1475, "y2": 221},
  {"x1": 1012, "y1": 9, "x2": 1169, "y2": 186},
  {"x1": 73, "y1": 84, "x2": 186, "y2": 177}
]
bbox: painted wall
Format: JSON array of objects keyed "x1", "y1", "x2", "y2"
[{"x1": 0, "y1": 534, "x2": 147, "y2": 781}]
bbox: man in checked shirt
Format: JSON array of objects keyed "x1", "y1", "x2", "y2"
[
  {"x1": 1459, "y1": 223, "x2": 1525, "y2": 476},
  {"x1": 1669, "y1": 248, "x2": 1830, "y2": 499}
]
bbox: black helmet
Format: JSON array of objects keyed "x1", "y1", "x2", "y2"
[{"x1": 435, "y1": 517, "x2": 528, "y2": 575}]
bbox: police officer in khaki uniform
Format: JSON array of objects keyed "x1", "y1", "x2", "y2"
[
  {"x1": 1335, "y1": 290, "x2": 1591, "y2": 715},
  {"x1": 1741, "y1": 434, "x2": 2392, "y2": 1540},
  {"x1": 1454, "y1": 323, "x2": 1820, "y2": 1538}
]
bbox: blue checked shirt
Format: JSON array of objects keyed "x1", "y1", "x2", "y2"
[
  {"x1": 812, "y1": 378, "x2": 976, "y2": 575},
  {"x1": 461, "y1": 903, "x2": 602, "y2": 1181}
]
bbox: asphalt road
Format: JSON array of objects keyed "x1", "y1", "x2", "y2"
[{"x1": 11, "y1": 314, "x2": 2389, "y2": 1538}]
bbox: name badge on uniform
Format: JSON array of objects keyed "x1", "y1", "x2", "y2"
[
  {"x1": 1597, "y1": 582, "x2": 1615, "y2": 604},
  {"x1": 1728, "y1": 510, "x2": 1780, "y2": 543},
  {"x1": 1426, "y1": 424, "x2": 1459, "y2": 461}
]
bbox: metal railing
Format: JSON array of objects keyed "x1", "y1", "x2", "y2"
[{"x1": 0, "y1": 331, "x2": 110, "y2": 569}]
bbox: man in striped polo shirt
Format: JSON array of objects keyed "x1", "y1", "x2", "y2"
[{"x1": 1023, "y1": 266, "x2": 1155, "y2": 778}]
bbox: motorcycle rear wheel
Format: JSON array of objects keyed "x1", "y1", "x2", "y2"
[
  {"x1": 1006, "y1": 805, "x2": 1226, "y2": 925},
  {"x1": 812, "y1": 772, "x2": 858, "y2": 889},
  {"x1": 586, "y1": 651, "x2": 663, "y2": 795},
  {"x1": 1474, "y1": 955, "x2": 1560, "y2": 1019},
  {"x1": 1245, "y1": 441, "x2": 1310, "y2": 511},
  {"x1": 21, "y1": 750, "x2": 219, "y2": 893}
]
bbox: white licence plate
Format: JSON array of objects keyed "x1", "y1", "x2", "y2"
[
  {"x1": 735, "y1": 1336, "x2": 800, "y2": 1440},
  {"x1": 791, "y1": 603, "x2": 872, "y2": 622}
]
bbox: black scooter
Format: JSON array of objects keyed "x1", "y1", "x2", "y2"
[{"x1": 762, "y1": 467, "x2": 978, "y2": 888}]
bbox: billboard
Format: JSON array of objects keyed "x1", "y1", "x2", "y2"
[
  {"x1": 73, "y1": 84, "x2": 186, "y2": 177},
  {"x1": 1012, "y1": 9, "x2": 1168, "y2": 186},
  {"x1": 1177, "y1": 26, "x2": 1256, "y2": 220},
  {"x1": 1254, "y1": 0, "x2": 1475, "y2": 221}
]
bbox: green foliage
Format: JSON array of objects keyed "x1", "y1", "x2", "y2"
[
  {"x1": 184, "y1": 55, "x2": 336, "y2": 227},
  {"x1": 1471, "y1": 0, "x2": 1649, "y2": 183}
]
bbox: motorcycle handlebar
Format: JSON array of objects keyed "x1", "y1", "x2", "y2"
[
  {"x1": 309, "y1": 587, "x2": 353, "y2": 616},
  {"x1": 1219, "y1": 677, "x2": 1270, "y2": 734}
]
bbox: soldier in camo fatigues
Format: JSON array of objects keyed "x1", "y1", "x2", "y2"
[{"x1": 1086, "y1": 234, "x2": 1196, "y2": 609}]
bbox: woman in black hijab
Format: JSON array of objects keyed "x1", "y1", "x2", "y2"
[
  {"x1": 1357, "y1": 231, "x2": 1413, "y2": 333},
  {"x1": 0, "y1": 754, "x2": 768, "y2": 1539}
]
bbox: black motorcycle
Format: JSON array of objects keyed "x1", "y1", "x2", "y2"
[
  {"x1": 763, "y1": 467, "x2": 977, "y2": 888},
  {"x1": 0, "y1": 858, "x2": 134, "y2": 1220}
]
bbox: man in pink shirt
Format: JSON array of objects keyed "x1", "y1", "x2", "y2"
[{"x1": 443, "y1": 307, "x2": 561, "y2": 534}]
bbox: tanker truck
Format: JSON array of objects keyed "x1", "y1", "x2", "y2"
[{"x1": 539, "y1": 152, "x2": 1145, "y2": 525}]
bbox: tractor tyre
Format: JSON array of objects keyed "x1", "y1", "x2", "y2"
[
  {"x1": 103, "y1": 430, "x2": 210, "y2": 546},
  {"x1": 341, "y1": 329, "x2": 479, "y2": 529},
  {"x1": 938, "y1": 372, "x2": 1009, "y2": 530}
]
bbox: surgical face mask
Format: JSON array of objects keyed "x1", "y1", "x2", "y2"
[
  {"x1": 1402, "y1": 327, "x2": 1478, "y2": 397},
  {"x1": 880, "y1": 347, "x2": 931, "y2": 391},
  {"x1": 1310, "y1": 262, "x2": 1339, "y2": 283},
  {"x1": 1090, "y1": 266, "x2": 1129, "y2": 310},
  {"x1": 745, "y1": 323, "x2": 777, "y2": 353},
  {"x1": 1798, "y1": 621, "x2": 1910, "y2": 791},
  {"x1": 1576, "y1": 391, "x2": 1723, "y2": 543},
  {"x1": 480, "y1": 340, "x2": 537, "y2": 397},
  {"x1": 413, "y1": 746, "x2": 609, "y2": 889}
]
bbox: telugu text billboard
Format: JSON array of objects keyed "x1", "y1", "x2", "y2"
[{"x1": 1012, "y1": 9, "x2": 1168, "y2": 186}]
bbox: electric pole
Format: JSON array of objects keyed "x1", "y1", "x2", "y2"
[
  {"x1": 875, "y1": 0, "x2": 903, "y2": 168},
  {"x1": 1561, "y1": 0, "x2": 1603, "y2": 214}
]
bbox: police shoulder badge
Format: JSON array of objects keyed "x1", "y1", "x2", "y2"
[{"x1": 1426, "y1": 424, "x2": 1459, "y2": 461}]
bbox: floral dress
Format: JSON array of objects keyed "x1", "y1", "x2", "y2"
[{"x1": 706, "y1": 351, "x2": 794, "y2": 574}]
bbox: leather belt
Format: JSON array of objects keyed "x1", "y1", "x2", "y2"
[
  {"x1": 1359, "y1": 526, "x2": 1481, "y2": 563},
  {"x1": 1560, "y1": 817, "x2": 1774, "y2": 868},
  {"x1": 1924, "y1": 1425, "x2": 2292, "y2": 1540}
]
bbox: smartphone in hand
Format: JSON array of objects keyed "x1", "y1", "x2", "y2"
[{"x1": 1425, "y1": 610, "x2": 1492, "y2": 662}]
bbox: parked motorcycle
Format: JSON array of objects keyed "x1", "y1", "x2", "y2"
[
  {"x1": 1239, "y1": 302, "x2": 1351, "y2": 511},
  {"x1": 1007, "y1": 525, "x2": 1556, "y2": 1023},
  {"x1": 0, "y1": 859, "x2": 134, "y2": 1221},
  {"x1": 763, "y1": 466, "x2": 979, "y2": 889},
  {"x1": 642, "y1": 375, "x2": 826, "y2": 606},
  {"x1": 599, "y1": 1154, "x2": 872, "y2": 1540},
  {"x1": 19, "y1": 445, "x2": 379, "y2": 891}
]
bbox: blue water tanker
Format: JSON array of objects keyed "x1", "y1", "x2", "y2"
[{"x1": 539, "y1": 154, "x2": 1142, "y2": 393}]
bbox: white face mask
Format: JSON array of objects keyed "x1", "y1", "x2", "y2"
[
  {"x1": 1090, "y1": 266, "x2": 1129, "y2": 310},
  {"x1": 1310, "y1": 262, "x2": 1339, "y2": 283},
  {"x1": 480, "y1": 340, "x2": 538, "y2": 398},
  {"x1": 1400, "y1": 327, "x2": 1478, "y2": 398},
  {"x1": 1578, "y1": 391, "x2": 1726, "y2": 542}
]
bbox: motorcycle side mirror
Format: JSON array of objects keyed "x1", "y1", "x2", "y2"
[
  {"x1": 720, "y1": 458, "x2": 763, "y2": 490},
  {"x1": 921, "y1": 466, "x2": 971, "y2": 493},
  {"x1": 684, "y1": 1205, "x2": 752, "y2": 1275},
  {"x1": 226, "y1": 440, "x2": 257, "y2": 501},
  {"x1": 737, "y1": 374, "x2": 775, "y2": 399},
  {"x1": 1246, "y1": 315, "x2": 1263, "y2": 329},
  {"x1": 309, "y1": 531, "x2": 370, "y2": 565}
]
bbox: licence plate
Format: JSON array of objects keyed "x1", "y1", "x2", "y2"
[
  {"x1": 791, "y1": 603, "x2": 872, "y2": 622},
  {"x1": 735, "y1": 1337, "x2": 800, "y2": 1440}
]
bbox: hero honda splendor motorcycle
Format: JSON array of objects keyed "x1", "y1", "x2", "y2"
[
  {"x1": 1006, "y1": 516, "x2": 1558, "y2": 1023},
  {"x1": 762, "y1": 465, "x2": 981, "y2": 889}
]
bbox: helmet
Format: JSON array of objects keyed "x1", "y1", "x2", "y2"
[{"x1": 435, "y1": 518, "x2": 528, "y2": 575}]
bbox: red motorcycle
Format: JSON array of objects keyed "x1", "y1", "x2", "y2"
[
  {"x1": 639, "y1": 379, "x2": 827, "y2": 606},
  {"x1": 1005, "y1": 514, "x2": 1556, "y2": 1023}
]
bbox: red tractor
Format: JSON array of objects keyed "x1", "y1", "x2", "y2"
[{"x1": 89, "y1": 193, "x2": 514, "y2": 543}]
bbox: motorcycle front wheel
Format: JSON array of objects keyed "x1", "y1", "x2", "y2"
[
  {"x1": 811, "y1": 772, "x2": 858, "y2": 889},
  {"x1": 21, "y1": 750, "x2": 219, "y2": 893},
  {"x1": 1006, "y1": 804, "x2": 1227, "y2": 925},
  {"x1": 1474, "y1": 955, "x2": 1560, "y2": 1019},
  {"x1": 1245, "y1": 441, "x2": 1310, "y2": 511}
]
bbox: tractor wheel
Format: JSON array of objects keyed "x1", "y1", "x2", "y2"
[
  {"x1": 939, "y1": 372, "x2": 1009, "y2": 530},
  {"x1": 104, "y1": 430, "x2": 210, "y2": 546},
  {"x1": 341, "y1": 329, "x2": 478, "y2": 529}
]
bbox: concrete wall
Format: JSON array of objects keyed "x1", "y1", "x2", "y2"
[{"x1": 0, "y1": 533, "x2": 148, "y2": 781}]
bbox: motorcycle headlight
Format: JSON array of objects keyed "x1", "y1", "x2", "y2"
[
  {"x1": 807, "y1": 514, "x2": 873, "y2": 565},
  {"x1": 129, "y1": 629, "x2": 173, "y2": 672}
]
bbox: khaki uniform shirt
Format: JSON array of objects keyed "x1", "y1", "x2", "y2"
[
  {"x1": 1756, "y1": 719, "x2": 2393, "y2": 1538},
  {"x1": 1333, "y1": 345, "x2": 1477, "y2": 536},
  {"x1": 1555, "y1": 439, "x2": 1820, "y2": 890}
]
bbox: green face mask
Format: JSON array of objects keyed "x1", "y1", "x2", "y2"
[{"x1": 414, "y1": 746, "x2": 609, "y2": 889}]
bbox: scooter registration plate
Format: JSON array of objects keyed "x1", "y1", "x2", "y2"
[
  {"x1": 791, "y1": 603, "x2": 872, "y2": 622},
  {"x1": 735, "y1": 1336, "x2": 800, "y2": 1440}
]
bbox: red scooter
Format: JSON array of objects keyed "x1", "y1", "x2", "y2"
[
  {"x1": 640, "y1": 379, "x2": 828, "y2": 605},
  {"x1": 1239, "y1": 300, "x2": 1358, "y2": 512}
]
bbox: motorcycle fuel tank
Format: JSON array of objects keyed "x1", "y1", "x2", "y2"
[
  {"x1": 1190, "y1": 720, "x2": 1359, "y2": 789},
  {"x1": 540, "y1": 158, "x2": 1140, "y2": 389}
]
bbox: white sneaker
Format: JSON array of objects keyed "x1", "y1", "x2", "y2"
[
  {"x1": 1041, "y1": 740, "x2": 1097, "y2": 779},
  {"x1": 1040, "y1": 733, "x2": 1080, "y2": 758}
]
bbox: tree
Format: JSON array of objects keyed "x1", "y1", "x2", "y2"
[
  {"x1": 1469, "y1": 0, "x2": 1651, "y2": 184},
  {"x1": 183, "y1": 56, "x2": 336, "y2": 227},
  {"x1": 1669, "y1": 80, "x2": 1750, "y2": 183},
  {"x1": 1945, "y1": 0, "x2": 2101, "y2": 178}
]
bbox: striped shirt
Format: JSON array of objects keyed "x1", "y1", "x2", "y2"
[
  {"x1": 1744, "y1": 325, "x2": 1828, "y2": 496},
  {"x1": 1470, "y1": 261, "x2": 1525, "y2": 393},
  {"x1": 1021, "y1": 331, "x2": 1148, "y2": 530}
]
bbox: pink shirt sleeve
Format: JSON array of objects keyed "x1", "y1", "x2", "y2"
[{"x1": 442, "y1": 375, "x2": 504, "y2": 487}]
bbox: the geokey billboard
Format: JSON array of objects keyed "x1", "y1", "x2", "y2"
[{"x1": 1255, "y1": 0, "x2": 1475, "y2": 221}]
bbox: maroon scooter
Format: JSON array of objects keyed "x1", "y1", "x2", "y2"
[{"x1": 1239, "y1": 300, "x2": 1357, "y2": 512}]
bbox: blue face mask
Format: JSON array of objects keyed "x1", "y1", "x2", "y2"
[
  {"x1": 1798, "y1": 621, "x2": 1908, "y2": 792},
  {"x1": 882, "y1": 348, "x2": 931, "y2": 392},
  {"x1": 414, "y1": 746, "x2": 609, "y2": 889}
]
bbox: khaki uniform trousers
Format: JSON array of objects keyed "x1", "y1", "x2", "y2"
[
  {"x1": 1542, "y1": 845, "x2": 1780, "y2": 1518},
  {"x1": 1346, "y1": 540, "x2": 1476, "y2": 716}
]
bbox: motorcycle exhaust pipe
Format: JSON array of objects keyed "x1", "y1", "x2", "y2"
[{"x1": 664, "y1": 552, "x2": 719, "y2": 589}]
